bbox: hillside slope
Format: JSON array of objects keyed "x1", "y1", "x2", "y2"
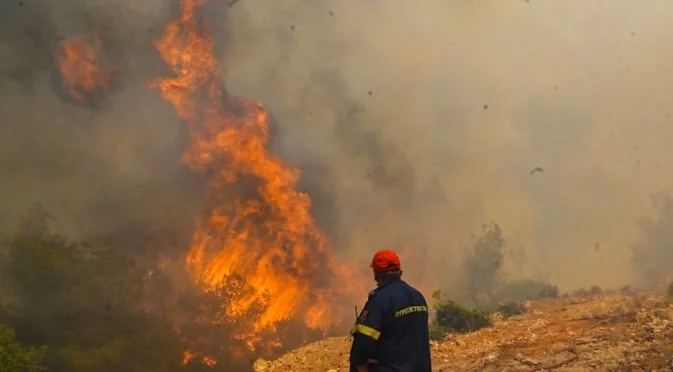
[{"x1": 254, "y1": 292, "x2": 673, "y2": 371}]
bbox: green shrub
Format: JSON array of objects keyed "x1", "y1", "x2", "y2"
[
  {"x1": 497, "y1": 301, "x2": 527, "y2": 319},
  {"x1": 428, "y1": 322, "x2": 447, "y2": 341},
  {"x1": 496, "y1": 279, "x2": 558, "y2": 302},
  {"x1": 432, "y1": 290, "x2": 491, "y2": 334},
  {"x1": 0, "y1": 324, "x2": 46, "y2": 372},
  {"x1": 539, "y1": 284, "x2": 559, "y2": 299}
]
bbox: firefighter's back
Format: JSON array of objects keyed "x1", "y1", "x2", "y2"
[{"x1": 373, "y1": 279, "x2": 431, "y2": 372}]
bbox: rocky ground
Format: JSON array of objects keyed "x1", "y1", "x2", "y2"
[{"x1": 254, "y1": 291, "x2": 673, "y2": 371}]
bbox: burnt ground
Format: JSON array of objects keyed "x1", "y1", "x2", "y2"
[{"x1": 254, "y1": 292, "x2": 673, "y2": 372}]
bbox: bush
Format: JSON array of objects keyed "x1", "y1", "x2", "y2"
[
  {"x1": 572, "y1": 288, "x2": 590, "y2": 297},
  {"x1": 590, "y1": 285, "x2": 603, "y2": 295},
  {"x1": 496, "y1": 279, "x2": 558, "y2": 302},
  {"x1": 432, "y1": 290, "x2": 491, "y2": 334},
  {"x1": 539, "y1": 284, "x2": 559, "y2": 299},
  {"x1": 428, "y1": 323, "x2": 447, "y2": 341},
  {"x1": 497, "y1": 301, "x2": 527, "y2": 319},
  {"x1": 0, "y1": 324, "x2": 46, "y2": 372},
  {"x1": 0, "y1": 204, "x2": 250, "y2": 371},
  {"x1": 463, "y1": 222, "x2": 505, "y2": 306},
  {"x1": 632, "y1": 193, "x2": 673, "y2": 285}
]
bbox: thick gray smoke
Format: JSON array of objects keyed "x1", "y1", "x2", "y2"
[
  {"x1": 0, "y1": 0, "x2": 204, "y2": 258},
  {"x1": 2, "y1": 0, "x2": 673, "y2": 295},
  {"x1": 223, "y1": 0, "x2": 673, "y2": 291}
]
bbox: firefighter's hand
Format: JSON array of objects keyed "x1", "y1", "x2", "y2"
[{"x1": 354, "y1": 358, "x2": 378, "y2": 372}]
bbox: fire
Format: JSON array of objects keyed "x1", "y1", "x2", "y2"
[
  {"x1": 182, "y1": 350, "x2": 194, "y2": 364},
  {"x1": 183, "y1": 351, "x2": 217, "y2": 367},
  {"x1": 56, "y1": 35, "x2": 112, "y2": 103},
  {"x1": 153, "y1": 0, "x2": 358, "y2": 350}
]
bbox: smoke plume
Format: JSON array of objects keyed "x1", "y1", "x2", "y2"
[
  {"x1": 2, "y1": 0, "x2": 673, "y2": 310},
  {"x1": 222, "y1": 0, "x2": 673, "y2": 291}
]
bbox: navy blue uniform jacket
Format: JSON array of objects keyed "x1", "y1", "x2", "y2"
[{"x1": 349, "y1": 278, "x2": 431, "y2": 372}]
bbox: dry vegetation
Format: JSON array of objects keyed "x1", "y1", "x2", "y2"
[
  {"x1": 254, "y1": 291, "x2": 673, "y2": 372},
  {"x1": 254, "y1": 199, "x2": 673, "y2": 372}
]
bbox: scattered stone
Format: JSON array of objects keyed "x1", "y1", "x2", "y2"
[
  {"x1": 254, "y1": 292, "x2": 673, "y2": 371},
  {"x1": 514, "y1": 353, "x2": 541, "y2": 366}
]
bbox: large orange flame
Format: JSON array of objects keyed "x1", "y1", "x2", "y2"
[
  {"x1": 56, "y1": 35, "x2": 112, "y2": 103},
  {"x1": 153, "y1": 0, "x2": 360, "y2": 352}
]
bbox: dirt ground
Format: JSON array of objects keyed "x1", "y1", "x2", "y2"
[{"x1": 253, "y1": 291, "x2": 673, "y2": 372}]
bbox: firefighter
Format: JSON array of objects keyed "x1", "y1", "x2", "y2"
[{"x1": 349, "y1": 249, "x2": 432, "y2": 372}]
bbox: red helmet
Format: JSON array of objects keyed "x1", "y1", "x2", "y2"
[{"x1": 370, "y1": 249, "x2": 401, "y2": 272}]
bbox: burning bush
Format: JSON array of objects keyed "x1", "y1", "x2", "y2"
[{"x1": 0, "y1": 204, "x2": 239, "y2": 371}]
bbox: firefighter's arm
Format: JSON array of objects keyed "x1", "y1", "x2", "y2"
[{"x1": 349, "y1": 296, "x2": 385, "y2": 368}]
